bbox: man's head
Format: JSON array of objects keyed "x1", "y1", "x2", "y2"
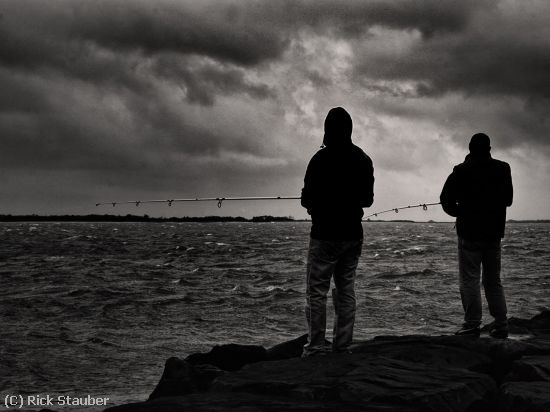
[
  {"x1": 469, "y1": 133, "x2": 491, "y2": 154},
  {"x1": 323, "y1": 107, "x2": 353, "y2": 147}
]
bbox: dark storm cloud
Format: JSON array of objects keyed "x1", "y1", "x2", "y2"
[
  {"x1": 0, "y1": 1, "x2": 281, "y2": 110},
  {"x1": 353, "y1": 1, "x2": 550, "y2": 101},
  {"x1": 0, "y1": 0, "x2": 495, "y2": 97},
  {"x1": 0, "y1": 1, "x2": 287, "y2": 69},
  {"x1": 0, "y1": 66, "x2": 272, "y2": 173},
  {"x1": 276, "y1": 0, "x2": 481, "y2": 38},
  {"x1": 0, "y1": 0, "x2": 488, "y2": 71},
  {"x1": 69, "y1": 1, "x2": 289, "y2": 67},
  {"x1": 357, "y1": 28, "x2": 550, "y2": 101},
  {"x1": 152, "y1": 55, "x2": 274, "y2": 106},
  {"x1": 0, "y1": 69, "x2": 149, "y2": 172}
]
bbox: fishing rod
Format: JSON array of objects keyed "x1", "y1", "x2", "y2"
[
  {"x1": 95, "y1": 196, "x2": 301, "y2": 208},
  {"x1": 364, "y1": 202, "x2": 441, "y2": 219},
  {"x1": 96, "y1": 196, "x2": 440, "y2": 217}
]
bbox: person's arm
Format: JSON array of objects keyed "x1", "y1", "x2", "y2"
[
  {"x1": 359, "y1": 155, "x2": 374, "y2": 208},
  {"x1": 440, "y1": 168, "x2": 459, "y2": 217},
  {"x1": 301, "y1": 157, "x2": 316, "y2": 212},
  {"x1": 504, "y1": 163, "x2": 513, "y2": 207}
]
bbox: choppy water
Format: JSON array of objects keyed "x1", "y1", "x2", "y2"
[{"x1": 1, "y1": 221, "x2": 549, "y2": 410}]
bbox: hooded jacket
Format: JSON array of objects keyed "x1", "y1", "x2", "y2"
[
  {"x1": 301, "y1": 108, "x2": 374, "y2": 240},
  {"x1": 440, "y1": 152, "x2": 513, "y2": 240}
]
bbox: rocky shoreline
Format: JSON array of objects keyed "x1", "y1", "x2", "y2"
[{"x1": 101, "y1": 311, "x2": 550, "y2": 411}]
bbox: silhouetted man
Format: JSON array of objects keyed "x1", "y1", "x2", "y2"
[
  {"x1": 440, "y1": 133, "x2": 513, "y2": 339},
  {"x1": 301, "y1": 107, "x2": 374, "y2": 356}
]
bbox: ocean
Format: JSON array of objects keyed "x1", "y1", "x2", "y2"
[{"x1": 1, "y1": 221, "x2": 548, "y2": 410}]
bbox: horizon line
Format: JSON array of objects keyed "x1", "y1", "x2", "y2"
[{"x1": 0, "y1": 214, "x2": 548, "y2": 224}]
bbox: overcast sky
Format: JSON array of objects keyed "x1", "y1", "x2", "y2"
[{"x1": 1, "y1": 0, "x2": 548, "y2": 220}]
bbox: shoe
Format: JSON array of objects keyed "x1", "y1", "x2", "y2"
[
  {"x1": 489, "y1": 327, "x2": 509, "y2": 339},
  {"x1": 301, "y1": 344, "x2": 332, "y2": 358},
  {"x1": 301, "y1": 348, "x2": 330, "y2": 358},
  {"x1": 333, "y1": 348, "x2": 353, "y2": 354},
  {"x1": 455, "y1": 326, "x2": 480, "y2": 337}
]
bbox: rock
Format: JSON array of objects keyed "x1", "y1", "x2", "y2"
[
  {"x1": 266, "y1": 333, "x2": 308, "y2": 361},
  {"x1": 148, "y1": 357, "x2": 199, "y2": 400},
  {"x1": 212, "y1": 353, "x2": 496, "y2": 412},
  {"x1": 427, "y1": 334, "x2": 550, "y2": 383},
  {"x1": 499, "y1": 381, "x2": 550, "y2": 412},
  {"x1": 505, "y1": 355, "x2": 550, "y2": 382},
  {"x1": 529, "y1": 309, "x2": 550, "y2": 334},
  {"x1": 192, "y1": 363, "x2": 226, "y2": 390},
  {"x1": 148, "y1": 357, "x2": 224, "y2": 400},
  {"x1": 148, "y1": 344, "x2": 269, "y2": 402},
  {"x1": 105, "y1": 391, "x2": 368, "y2": 411},
  {"x1": 185, "y1": 343, "x2": 267, "y2": 372},
  {"x1": 354, "y1": 335, "x2": 493, "y2": 373},
  {"x1": 482, "y1": 308, "x2": 550, "y2": 336}
]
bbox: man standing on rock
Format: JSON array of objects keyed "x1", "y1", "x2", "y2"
[
  {"x1": 301, "y1": 107, "x2": 374, "y2": 356},
  {"x1": 440, "y1": 133, "x2": 513, "y2": 339}
]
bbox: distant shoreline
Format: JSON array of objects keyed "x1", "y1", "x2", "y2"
[
  {"x1": 0, "y1": 214, "x2": 297, "y2": 223},
  {"x1": 0, "y1": 214, "x2": 548, "y2": 223}
]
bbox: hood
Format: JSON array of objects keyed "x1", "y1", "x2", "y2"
[
  {"x1": 469, "y1": 133, "x2": 491, "y2": 154},
  {"x1": 323, "y1": 107, "x2": 353, "y2": 148}
]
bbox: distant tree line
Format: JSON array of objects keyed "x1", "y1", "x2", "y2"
[{"x1": 0, "y1": 214, "x2": 298, "y2": 222}]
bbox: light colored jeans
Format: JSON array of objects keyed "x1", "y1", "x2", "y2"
[
  {"x1": 458, "y1": 237, "x2": 508, "y2": 328},
  {"x1": 303, "y1": 237, "x2": 362, "y2": 356}
]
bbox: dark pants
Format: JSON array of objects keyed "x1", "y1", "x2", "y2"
[
  {"x1": 304, "y1": 237, "x2": 362, "y2": 356},
  {"x1": 458, "y1": 237, "x2": 508, "y2": 328}
]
